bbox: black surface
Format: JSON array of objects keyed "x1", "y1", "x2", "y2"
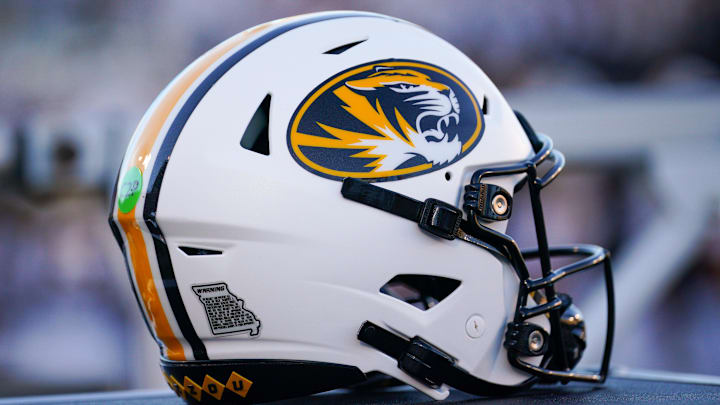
[
  {"x1": 160, "y1": 358, "x2": 366, "y2": 404},
  {"x1": 4, "y1": 377, "x2": 720, "y2": 405}
]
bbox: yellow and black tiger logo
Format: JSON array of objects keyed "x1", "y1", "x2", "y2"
[{"x1": 288, "y1": 60, "x2": 483, "y2": 181}]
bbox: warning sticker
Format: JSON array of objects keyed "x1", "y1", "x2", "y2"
[{"x1": 192, "y1": 282, "x2": 261, "y2": 336}]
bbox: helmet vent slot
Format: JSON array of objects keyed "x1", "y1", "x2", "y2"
[
  {"x1": 482, "y1": 95, "x2": 489, "y2": 115},
  {"x1": 179, "y1": 246, "x2": 223, "y2": 256},
  {"x1": 323, "y1": 39, "x2": 366, "y2": 55},
  {"x1": 240, "y1": 94, "x2": 271, "y2": 155},
  {"x1": 380, "y1": 274, "x2": 461, "y2": 311}
]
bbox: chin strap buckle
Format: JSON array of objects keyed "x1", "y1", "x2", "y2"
[
  {"x1": 357, "y1": 321, "x2": 530, "y2": 396},
  {"x1": 419, "y1": 199, "x2": 462, "y2": 240},
  {"x1": 399, "y1": 336, "x2": 454, "y2": 388},
  {"x1": 357, "y1": 321, "x2": 451, "y2": 389},
  {"x1": 341, "y1": 178, "x2": 462, "y2": 240}
]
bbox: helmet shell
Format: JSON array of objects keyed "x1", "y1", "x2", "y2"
[{"x1": 110, "y1": 11, "x2": 544, "y2": 400}]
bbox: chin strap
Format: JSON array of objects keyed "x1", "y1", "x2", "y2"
[
  {"x1": 341, "y1": 178, "x2": 510, "y2": 241},
  {"x1": 358, "y1": 321, "x2": 531, "y2": 396},
  {"x1": 341, "y1": 177, "x2": 462, "y2": 240}
]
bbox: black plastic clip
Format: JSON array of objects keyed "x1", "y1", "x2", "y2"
[
  {"x1": 418, "y1": 199, "x2": 462, "y2": 240},
  {"x1": 504, "y1": 322, "x2": 549, "y2": 357},
  {"x1": 463, "y1": 183, "x2": 512, "y2": 222},
  {"x1": 398, "y1": 337, "x2": 454, "y2": 388},
  {"x1": 358, "y1": 321, "x2": 454, "y2": 389}
]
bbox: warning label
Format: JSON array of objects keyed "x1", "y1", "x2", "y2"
[{"x1": 192, "y1": 282, "x2": 261, "y2": 336}]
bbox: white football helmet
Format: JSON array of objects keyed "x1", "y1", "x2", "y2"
[{"x1": 109, "y1": 11, "x2": 614, "y2": 404}]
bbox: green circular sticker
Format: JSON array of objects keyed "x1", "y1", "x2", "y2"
[{"x1": 118, "y1": 166, "x2": 143, "y2": 213}]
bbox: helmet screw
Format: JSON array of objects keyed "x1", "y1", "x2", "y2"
[
  {"x1": 491, "y1": 194, "x2": 508, "y2": 216},
  {"x1": 528, "y1": 330, "x2": 544, "y2": 354},
  {"x1": 465, "y1": 314, "x2": 486, "y2": 338}
]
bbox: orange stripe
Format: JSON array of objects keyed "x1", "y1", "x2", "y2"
[
  {"x1": 117, "y1": 22, "x2": 274, "y2": 360},
  {"x1": 119, "y1": 218, "x2": 186, "y2": 359}
]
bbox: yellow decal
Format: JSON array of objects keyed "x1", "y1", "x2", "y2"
[
  {"x1": 202, "y1": 374, "x2": 225, "y2": 400},
  {"x1": 184, "y1": 376, "x2": 203, "y2": 402},
  {"x1": 169, "y1": 375, "x2": 186, "y2": 399},
  {"x1": 225, "y1": 371, "x2": 253, "y2": 398}
]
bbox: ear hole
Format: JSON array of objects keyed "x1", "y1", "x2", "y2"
[
  {"x1": 240, "y1": 94, "x2": 271, "y2": 155},
  {"x1": 482, "y1": 95, "x2": 489, "y2": 115},
  {"x1": 380, "y1": 274, "x2": 461, "y2": 311},
  {"x1": 323, "y1": 39, "x2": 366, "y2": 55},
  {"x1": 179, "y1": 246, "x2": 223, "y2": 256}
]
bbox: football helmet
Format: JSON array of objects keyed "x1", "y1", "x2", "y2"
[{"x1": 109, "y1": 11, "x2": 614, "y2": 404}]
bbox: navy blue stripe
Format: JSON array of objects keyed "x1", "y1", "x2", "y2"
[
  {"x1": 143, "y1": 12, "x2": 394, "y2": 361},
  {"x1": 108, "y1": 218, "x2": 158, "y2": 346}
]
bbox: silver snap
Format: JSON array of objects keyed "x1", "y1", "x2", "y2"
[
  {"x1": 491, "y1": 194, "x2": 508, "y2": 216},
  {"x1": 528, "y1": 330, "x2": 544, "y2": 353}
]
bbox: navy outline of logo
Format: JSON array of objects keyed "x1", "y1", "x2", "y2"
[{"x1": 287, "y1": 59, "x2": 484, "y2": 182}]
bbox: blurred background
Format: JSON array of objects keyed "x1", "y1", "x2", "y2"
[{"x1": 0, "y1": 0, "x2": 719, "y2": 398}]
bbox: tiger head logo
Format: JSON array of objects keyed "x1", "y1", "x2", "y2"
[
  {"x1": 341, "y1": 67, "x2": 462, "y2": 170},
  {"x1": 288, "y1": 60, "x2": 483, "y2": 181}
]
